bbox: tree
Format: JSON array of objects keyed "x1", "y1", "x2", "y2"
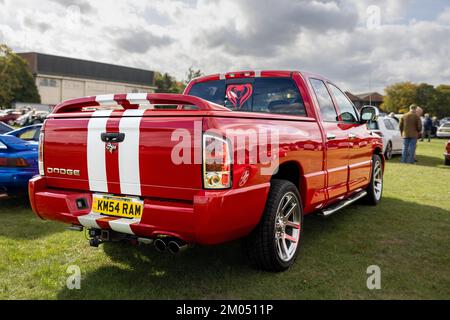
[
  {"x1": 185, "y1": 67, "x2": 203, "y2": 85},
  {"x1": 415, "y1": 83, "x2": 436, "y2": 110},
  {"x1": 382, "y1": 82, "x2": 418, "y2": 113},
  {"x1": 0, "y1": 44, "x2": 40, "y2": 108},
  {"x1": 154, "y1": 72, "x2": 184, "y2": 94},
  {"x1": 430, "y1": 85, "x2": 450, "y2": 118}
]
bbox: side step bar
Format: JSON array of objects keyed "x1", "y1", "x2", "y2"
[{"x1": 319, "y1": 190, "x2": 367, "y2": 217}]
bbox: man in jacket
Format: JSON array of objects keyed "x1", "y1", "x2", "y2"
[{"x1": 399, "y1": 105, "x2": 422, "y2": 164}]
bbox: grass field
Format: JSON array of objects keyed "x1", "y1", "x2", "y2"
[{"x1": 1, "y1": 140, "x2": 449, "y2": 300}]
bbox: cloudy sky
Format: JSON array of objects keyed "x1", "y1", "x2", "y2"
[{"x1": 1, "y1": 0, "x2": 450, "y2": 93}]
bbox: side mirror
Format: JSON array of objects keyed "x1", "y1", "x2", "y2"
[{"x1": 360, "y1": 106, "x2": 380, "y2": 123}]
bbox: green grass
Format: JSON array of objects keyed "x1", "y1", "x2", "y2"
[{"x1": 1, "y1": 140, "x2": 449, "y2": 300}]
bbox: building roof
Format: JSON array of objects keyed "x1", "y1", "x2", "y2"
[
  {"x1": 355, "y1": 92, "x2": 384, "y2": 102},
  {"x1": 346, "y1": 91, "x2": 384, "y2": 103},
  {"x1": 18, "y1": 52, "x2": 155, "y2": 87},
  {"x1": 345, "y1": 91, "x2": 360, "y2": 101}
]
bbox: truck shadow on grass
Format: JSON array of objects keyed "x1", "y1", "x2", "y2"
[
  {"x1": 0, "y1": 195, "x2": 65, "y2": 240},
  {"x1": 57, "y1": 197, "x2": 449, "y2": 300}
]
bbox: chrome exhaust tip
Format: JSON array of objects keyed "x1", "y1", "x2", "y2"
[
  {"x1": 154, "y1": 239, "x2": 167, "y2": 252},
  {"x1": 167, "y1": 240, "x2": 188, "y2": 254}
]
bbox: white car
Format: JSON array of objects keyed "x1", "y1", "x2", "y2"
[
  {"x1": 367, "y1": 116, "x2": 403, "y2": 160},
  {"x1": 437, "y1": 122, "x2": 450, "y2": 138}
]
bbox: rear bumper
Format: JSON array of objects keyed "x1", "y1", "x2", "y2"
[
  {"x1": 29, "y1": 176, "x2": 270, "y2": 245},
  {"x1": 0, "y1": 169, "x2": 37, "y2": 194}
]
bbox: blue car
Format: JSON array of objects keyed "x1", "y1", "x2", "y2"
[
  {"x1": 5, "y1": 124, "x2": 42, "y2": 143},
  {"x1": 0, "y1": 122, "x2": 14, "y2": 134},
  {"x1": 0, "y1": 135, "x2": 38, "y2": 195}
]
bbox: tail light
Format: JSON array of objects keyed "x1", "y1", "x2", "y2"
[
  {"x1": 203, "y1": 133, "x2": 232, "y2": 189},
  {"x1": 0, "y1": 158, "x2": 29, "y2": 167},
  {"x1": 38, "y1": 129, "x2": 45, "y2": 176}
]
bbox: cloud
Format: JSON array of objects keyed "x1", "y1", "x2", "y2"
[
  {"x1": 438, "y1": 7, "x2": 450, "y2": 24},
  {"x1": 48, "y1": 0, "x2": 95, "y2": 14},
  {"x1": 113, "y1": 29, "x2": 174, "y2": 53},
  {"x1": 23, "y1": 16, "x2": 52, "y2": 33},
  {"x1": 0, "y1": 0, "x2": 449, "y2": 93},
  {"x1": 196, "y1": 0, "x2": 358, "y2": 56}
]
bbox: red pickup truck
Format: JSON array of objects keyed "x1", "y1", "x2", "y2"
[{"x1": 29, "y1": 70, "x2": 384, "y2": 271}]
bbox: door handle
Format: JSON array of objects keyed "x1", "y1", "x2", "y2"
[
  {"x1": 326, "y1": 133, "x2": 336, "y2": 140},
  {"x1": 101, "y1": 132, "x2": 125, "y2": 143},
  {"x1": 348, "y1": 133, "x2": 357, "y2": 140}
]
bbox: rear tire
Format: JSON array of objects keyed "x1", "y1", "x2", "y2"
[
  {"x1": 445, "y1": 158, "x2": 450, "y2": 166},
  {"x1": 363, "y1": 154, "x2": 383, "y2": 205},
  {"x1": 384, "y1": 142, "x2": 393, "y2": 160},
  {"x1": 243, "y1": 179, "x2": 303, "y2": 272}
]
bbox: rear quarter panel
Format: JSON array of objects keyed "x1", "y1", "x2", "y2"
[{"x1": 204, "y1": 116, "x2": 326, "y2": 214}]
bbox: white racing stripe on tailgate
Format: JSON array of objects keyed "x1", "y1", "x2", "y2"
[
  {"x1": 119, "y1": 109, "x2": 145, "y2": 196},
  {"x1": 87, "y1": 110, "x2": 113, "y2": 192},
  {"x1": 109, "y1": 218, "x2": 140, "y2": 235},
  {"x1": 78, "y1": 213, "x2": 103, "y2": 229}
]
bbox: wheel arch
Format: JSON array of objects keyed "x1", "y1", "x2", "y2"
[
  {"x1": 270, "y1": 160, "x2": 306, "y2": 206},
  {"x1": 373, "y1": 146, "x2": 385, "y2": 170}
]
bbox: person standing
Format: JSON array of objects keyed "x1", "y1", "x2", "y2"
[
  {"x1": 432, "y1": 116, "x2": 440, "y2": 137},
  {"x1": 421, "y1": 114, "x2": 433, "y2": 142},
  {"x1": 399, "y1": 105, "x2": 422, "y2": 164}
]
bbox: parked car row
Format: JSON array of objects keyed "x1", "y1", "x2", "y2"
[{"x1": 0, "y1": 108, "x2": 49, "y2": 127}]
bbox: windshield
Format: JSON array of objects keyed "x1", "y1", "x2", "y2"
[{"x1": 188, "y1": 77, "x2": 307, "y2": 116}]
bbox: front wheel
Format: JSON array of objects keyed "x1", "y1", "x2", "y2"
[
  {"x1": 362, "y1": 154, "x2": 383, "y2": 205},
  {"x1": 243, "y1": 180, "x2": 303, "y2": 272}
]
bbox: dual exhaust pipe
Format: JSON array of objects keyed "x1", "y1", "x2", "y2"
[
  {"x1": 77, "y1": 226, "x2": 190, "y2": 253},
  {"x1": 154, "y1": 238, "x2": 189, "y2": 254}
]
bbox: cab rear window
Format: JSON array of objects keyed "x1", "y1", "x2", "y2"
[{"x1": 188, "y1": 77, "x2": 307, "y2": 116}]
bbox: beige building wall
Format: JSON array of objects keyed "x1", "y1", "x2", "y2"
[{"x1": 36, "y1": 74, "x2": 157, "y2": 105}]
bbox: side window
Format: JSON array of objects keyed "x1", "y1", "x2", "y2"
[
  {"x1": 18, "y1": 129, "x2": 37, "y2": 141},
  {"x1": 328, "y1": 84, "x2": 359, "y2": 123},
  {"x1": 367, "y1": 121, "x2": 379, "y2": 130},
  {"x1": 383, "y1": 119, "x2": 395, "y2": 130},
  {"x1": 310, "y1": 79, "x2": 338, "y2": 122}
]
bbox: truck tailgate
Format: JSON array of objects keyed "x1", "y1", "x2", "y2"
[{"x1": 44, "y1": 111, "x2": 203, "y2": 201}]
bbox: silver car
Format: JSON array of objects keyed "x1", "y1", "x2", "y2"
[{"x1": 437, "y1": 122, "x2": 450, "y2": 138}]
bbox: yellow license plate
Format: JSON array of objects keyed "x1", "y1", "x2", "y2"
[{"x1": 92, "y1": 195, "x2": 143, "y2": 219}]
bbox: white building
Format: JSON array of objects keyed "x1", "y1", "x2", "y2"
[{"x1": 19, "y1": 52, "x2": 157, "y2": 106}]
